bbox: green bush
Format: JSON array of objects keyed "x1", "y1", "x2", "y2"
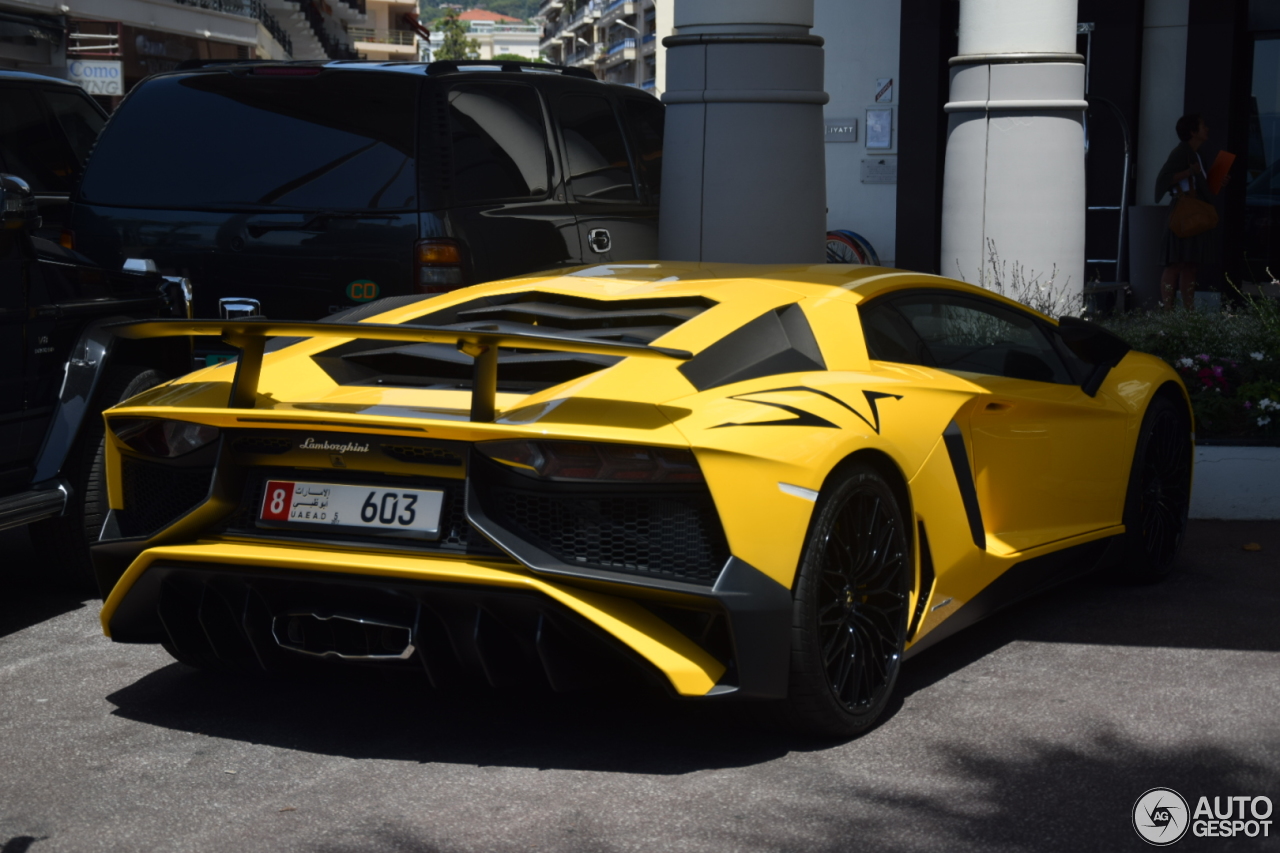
[{"x1": 1098, "y1": 305, "x2": 1280, "y2": 441}]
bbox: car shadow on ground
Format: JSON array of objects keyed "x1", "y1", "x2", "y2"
[
  {"x1": 0, "y1": 528, "x2": 87, "y2": 640},
  {"x1": 98, "y1": 519, "x2": 1280, "y2": 778},
  {"x1": 301, "y1": 731, "x2": 1280, "y2": 853},
  {"x1": 900, "y1": 519, "x2": 1280, "y2": 699}
]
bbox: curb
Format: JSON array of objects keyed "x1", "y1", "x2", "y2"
[{"x1": 1191, "y1": 445, "x2": 1280, "y2": 520}]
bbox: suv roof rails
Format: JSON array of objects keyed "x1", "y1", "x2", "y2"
[{"x1": 425, "y1": 59, "x2": 596, "y2": 80}]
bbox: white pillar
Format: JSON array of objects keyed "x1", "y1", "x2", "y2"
[
  {"x1": 658, "y1": 0, "x2": 828, "y2": 263},
  {"x1": 940, "y1": 0, "x2": 1085, "y2": 305}
]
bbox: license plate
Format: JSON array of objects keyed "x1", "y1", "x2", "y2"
[{"x1": 258, "y1": 480, "x2": 444, "y2": 539}]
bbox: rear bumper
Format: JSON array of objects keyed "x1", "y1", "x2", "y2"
[{"x1": 101, "y1": 541, "x2": 791, "y2": 698}]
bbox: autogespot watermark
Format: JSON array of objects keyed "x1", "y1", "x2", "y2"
[{"x1": 1132, "y1": 787, "x2": 1273, "y2": 845}]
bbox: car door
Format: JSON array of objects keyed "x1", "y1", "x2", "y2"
[
  {"x1": 432, "y1": 81, "x2": 580, "y2": 284},
  {"x1": 868, "y1": 290, "x2": 1129, "y2": 553},
  {"x1": 556, "y1": 91, "x2": 658, "y2": 263}
]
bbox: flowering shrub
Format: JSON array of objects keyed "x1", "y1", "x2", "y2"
[{"x1": 1099, "y1": 307, "x2": 1280, "y2": 441}]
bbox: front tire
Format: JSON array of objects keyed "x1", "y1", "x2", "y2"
[
  {"x1": 1119, "y1": 395, "x2": 1193, "y2": 583},
  {"x1": 783, "y1": 463, "x2": 910, "y2": 738}
]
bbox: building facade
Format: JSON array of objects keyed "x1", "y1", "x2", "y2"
[
  {"x1": 1, "y1": 0, "x2": 363, "y2": 104},
  {"x1": 537, "y1": 0, "x2": 659, "y2": 90}
]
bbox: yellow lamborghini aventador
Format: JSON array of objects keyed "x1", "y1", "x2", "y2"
[{"x1": 91, "y1": 263, "x2": 1192, "y2": 737}]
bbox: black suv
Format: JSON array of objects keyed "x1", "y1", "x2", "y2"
[
  {"x1": 0, "y1": 175, "x2": 192, "y2": 589},
  {"x1": 68, "y1": 60, "x2": 665, "y2": 325},
  {"x1": 0, "y1": 69, "x2": 109, "y2": 240}
]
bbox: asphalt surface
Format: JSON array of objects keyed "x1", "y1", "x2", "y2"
[{"x1": 1, "y1": 521, "x2": 1278, "y2": 853}]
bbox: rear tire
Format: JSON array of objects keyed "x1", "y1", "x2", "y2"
[
  {"x1": 1118, "y1": 395, "x2": 1193, "y2": 583},
  {"x1": 783, "y1": 463, "x2": 910, "y2": 738},
  {"x1": 30, "y1": 366, "x2": 164, "y2": 595}
]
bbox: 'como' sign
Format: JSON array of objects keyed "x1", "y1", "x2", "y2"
[{"x1": 67, "y1": 60, "x2": 123, "y2": 96}]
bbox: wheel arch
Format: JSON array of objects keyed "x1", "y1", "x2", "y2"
[
  {"x1": 31, "y1": 320, "x2": 186, "y2": 485},
  {"x1": 808, "y1": 447, "x2": 916, "y2": 591},
  {"x1": 1152, "y1": 379, "x2": 1194, "y2": 428}
]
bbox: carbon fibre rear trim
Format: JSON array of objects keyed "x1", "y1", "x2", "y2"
[
  {"x1": 125, "y1": 564, "x2": 669, "y2": 693},
  {"x1": 907, "y1": 520, "x2": 935, "y2": 641}
]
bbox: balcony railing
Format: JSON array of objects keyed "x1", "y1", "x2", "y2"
[
  {"x1": 469, "y1": 23, "x2": 541, "y2": 33},
  {"x1": 603, "y1": 0, "x2": 626, "y2": 14},
  {"x1": 169, "y1": 0, "x2": 292, "y2": 56},
  {"x1": 641, "y1": 31, "x2": 655, "y2": 42},
  {"x1": 349, "y1": 28, "x2": 415, "y2": 45},
  {"x1": 606, "y1": 37, "x2": 635, "y2": 55}
]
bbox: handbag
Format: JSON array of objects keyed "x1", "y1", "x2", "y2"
[{"x1": 1168, "y1": 187, "x2": 1218, "y2": 239}]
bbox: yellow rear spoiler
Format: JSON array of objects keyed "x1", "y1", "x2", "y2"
[{"x1": 107, "y1": 318, "x2": 692, "y2": 422}]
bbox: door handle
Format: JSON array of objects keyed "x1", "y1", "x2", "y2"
[{"x1": 587, "y1": 228, "x2": 611, "y2": 254}]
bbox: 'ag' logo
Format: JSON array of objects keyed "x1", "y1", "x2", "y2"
[
  {"x1": 346, "y1": 280, "x2": 379, "y2": 302},
  {"x1": 1133, "y1": 787, "x2": 1190, "y2": 845}
]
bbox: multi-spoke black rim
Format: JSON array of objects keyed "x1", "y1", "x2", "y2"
[
  {"x1": 815, "y1": 489, "x2": 908, "y2": 713},
  {"x1": 1139, "y1": 409, "x2": 1192, "y2": 569}
]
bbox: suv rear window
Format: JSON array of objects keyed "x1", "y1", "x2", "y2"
[{"x1": 79, "y1": 72, "x2": 419, "y2": 211}]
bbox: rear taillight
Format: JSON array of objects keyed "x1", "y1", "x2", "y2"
[
  {"x1": 478, "y1": 440, "x2": 705, "y2": 483},
  {"x1": 414, "y1": 238, "x2": 465, "y2": 293},
  {"x1": 111, "y1": 418, "x2": 220, "y2": 458}
]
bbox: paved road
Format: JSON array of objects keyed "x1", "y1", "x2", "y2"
[{"x1": 2, "y1": 521, "x2": 1278, "y2": 853}]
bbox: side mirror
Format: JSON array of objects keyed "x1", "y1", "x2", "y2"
[
  {"x1": 0, "y1": 174, "x2": 40, "y2": 231},
  {"x1": 1056, "y1": 316, "x2": 1132, "y2": 396}
]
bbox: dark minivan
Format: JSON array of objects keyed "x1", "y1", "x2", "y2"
[{"x1": 68, "y1": 61, "x2": 665, "y2": 322}]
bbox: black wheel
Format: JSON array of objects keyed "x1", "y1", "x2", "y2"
[
  {"x1": 1119, "y1": 395, "x2": 1193, "y2": 583},
  {"x1": 784, "y1": 463, "x2": 910, "y2": 738},
  {"x1": 30, "y1": 366, "x2": 164, "y2": 595}
]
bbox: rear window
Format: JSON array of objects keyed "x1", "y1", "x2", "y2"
[{"x1": 79, "y1": 71, "x2": 419, "y2": 211}]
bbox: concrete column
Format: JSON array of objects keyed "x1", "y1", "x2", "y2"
[
  {"x1": 658, "y1": 0, "x2": 828, "y2": 263},
  {"x1": 940, "y1": 0, "x2": 1085, "y2": 302}
]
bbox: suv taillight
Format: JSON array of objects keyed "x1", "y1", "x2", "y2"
[{"x1": 414, "y1": 238, "x2": 465, "y2": 293}]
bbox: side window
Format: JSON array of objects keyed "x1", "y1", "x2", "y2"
[
  {"x1": 44, "y1": 90, "x2": 106, "y2": 166},
  {"x1": 446, "y1": 84, "x2": 551, "y2": 204},
  {"x1": 0, "y1": 87, "x2": 77, "y2": 192},
  {"x1": 860, "y1": 300, "x2": 936, "y2": 367},
  {"x1": 558, "y1": 94, "x2": 638, "y2": 201},
  {"x1": 880, "y1": 291, "x2": 1073, "y2": 384},
  {"x1": 622, "y1": 97, "x2": 663, "y2": 202}
]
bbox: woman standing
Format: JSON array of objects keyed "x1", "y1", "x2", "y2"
[{"x1": 1154, "y1": 114, "x2": 1222, "y2": 310}]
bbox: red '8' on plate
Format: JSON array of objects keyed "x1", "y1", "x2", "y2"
[{"x1": 261, "y1": 481, "x2": 296, "y2": 521}]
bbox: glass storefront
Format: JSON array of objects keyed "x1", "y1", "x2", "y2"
[{"x1": 1246, "y1": 38, "x2": 1280, "y2": 279}]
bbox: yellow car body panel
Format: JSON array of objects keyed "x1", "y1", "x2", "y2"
[{"x1": 91, "y1": 262, "x2": 1190, "y2": 699}]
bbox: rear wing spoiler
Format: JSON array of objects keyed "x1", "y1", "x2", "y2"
[{"x1": 107, "y1": 319, "x2": 691, "y2": 422}]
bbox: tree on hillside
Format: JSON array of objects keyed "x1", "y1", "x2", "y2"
[{"x1": 435, "y1": 9, "x2": 479, "y2": 60}]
